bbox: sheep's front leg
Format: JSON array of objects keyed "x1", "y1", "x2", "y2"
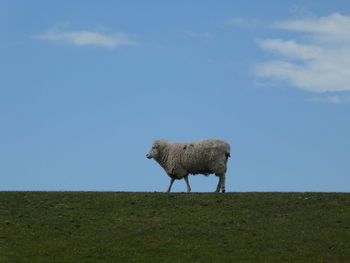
[
  {"x1": 165, "y1": 178, "x2": 175, "y2": 193},
  {"x1": 184, "y1": 176, "x2": 191, "y2": 193}
]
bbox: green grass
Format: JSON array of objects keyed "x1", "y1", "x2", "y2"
[{"x1": 0, "y1": 192, "x2": 349, "y2": 263}]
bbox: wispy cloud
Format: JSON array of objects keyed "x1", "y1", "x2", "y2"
[
  {"x1": 308, "y1": 95, "x2": 350, "y2": 104},
  {"x1": 227, "y1": 17, "x2": 263, "y2": 28},
  {"x1": 33, "y1": 24, "x2": 136, "y2": 49},
  {"x1": 184, "y1": 30, "x2": 212, "y2": 39},
  {"x1": 254, "y1": 13, "x2": 350, "y2": 94}
]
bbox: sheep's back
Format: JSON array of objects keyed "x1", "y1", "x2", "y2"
[{"x1": 180, "y1": 139, "x2": 230, "y2": 175}]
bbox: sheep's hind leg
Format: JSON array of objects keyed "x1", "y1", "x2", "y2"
[
  {"x1": 165, "y1": 178, "x2": 175, "y2": 193},
  {"x1": 215, "y1": 174, "x2": 222, "y2": 193},
  {"x1": 184, "y1": 175, "x2": 191, "y2": 193},
  {"x1": 220, "y1": 173, "x2": 226, "y2": 193},
  {"x1": 215, "y1": 174, "x2": 225, "y2": 193}
]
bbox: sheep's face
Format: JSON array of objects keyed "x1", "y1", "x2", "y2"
[{"x1": 146, "y1": 143, "x2": 160, "y2": 159}]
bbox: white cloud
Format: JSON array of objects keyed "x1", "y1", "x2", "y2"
[
  {"x1": 33, "y1": 25, "x2": 136, "y2": 49},
  {"x1": 254, "y1": 13, "x2": 350, "y2": 94},
  {"x1": 255, "y1": 39, "x2": 322, "y2": 60},
  {"x1": 274, "y1": 13, "x2": 350, "y2": 44}
]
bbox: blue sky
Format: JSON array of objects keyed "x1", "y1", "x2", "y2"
[{"x1": 1, "y1": 0, "x2": 349, "y2": 192}]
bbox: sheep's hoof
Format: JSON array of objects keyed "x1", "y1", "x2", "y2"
[{"x1": 222, "y1": 190, "x2": 225, "y2": 193}]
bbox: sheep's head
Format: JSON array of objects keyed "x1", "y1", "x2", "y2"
[
  {"x1": 146, "y1": 140, "x2": 166, "y2": 159},
  {"x1": 146, "y1": 142, "x2": 159, "y2": 159}
]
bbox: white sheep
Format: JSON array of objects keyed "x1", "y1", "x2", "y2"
[{"x1": 146, "y1": 139, "x2": 230, "y2": 193}]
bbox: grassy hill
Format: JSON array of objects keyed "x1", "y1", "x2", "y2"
[{"x1": 0, "y1": 192, "x2": 349, "y2": 262}]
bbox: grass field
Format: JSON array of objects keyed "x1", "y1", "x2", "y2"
[{"x1": 0, "y1": 192, "x2": 349, "y2": 262}]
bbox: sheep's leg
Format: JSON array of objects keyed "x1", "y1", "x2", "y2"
[
  {"x1": 215, "y1": 174, "x2": 222, "y2": 193},
  {"x1": 184, "y1": 176, "x2": 191, "y2": 193},
  {"x1": 220, "y1": 174, "x2": 226, "y2": 193},
  {"x1": 165, "y1": 178, "x2": 175, "y2": 193}
]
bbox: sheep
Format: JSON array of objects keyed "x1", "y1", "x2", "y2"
[{"x1": 146, "y1": 139, "x2": 230, "y2": 193}]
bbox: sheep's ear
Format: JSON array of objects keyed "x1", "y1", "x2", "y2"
[{"x1": 183, "y1": 145, "x2": 187, "y2": 150}]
